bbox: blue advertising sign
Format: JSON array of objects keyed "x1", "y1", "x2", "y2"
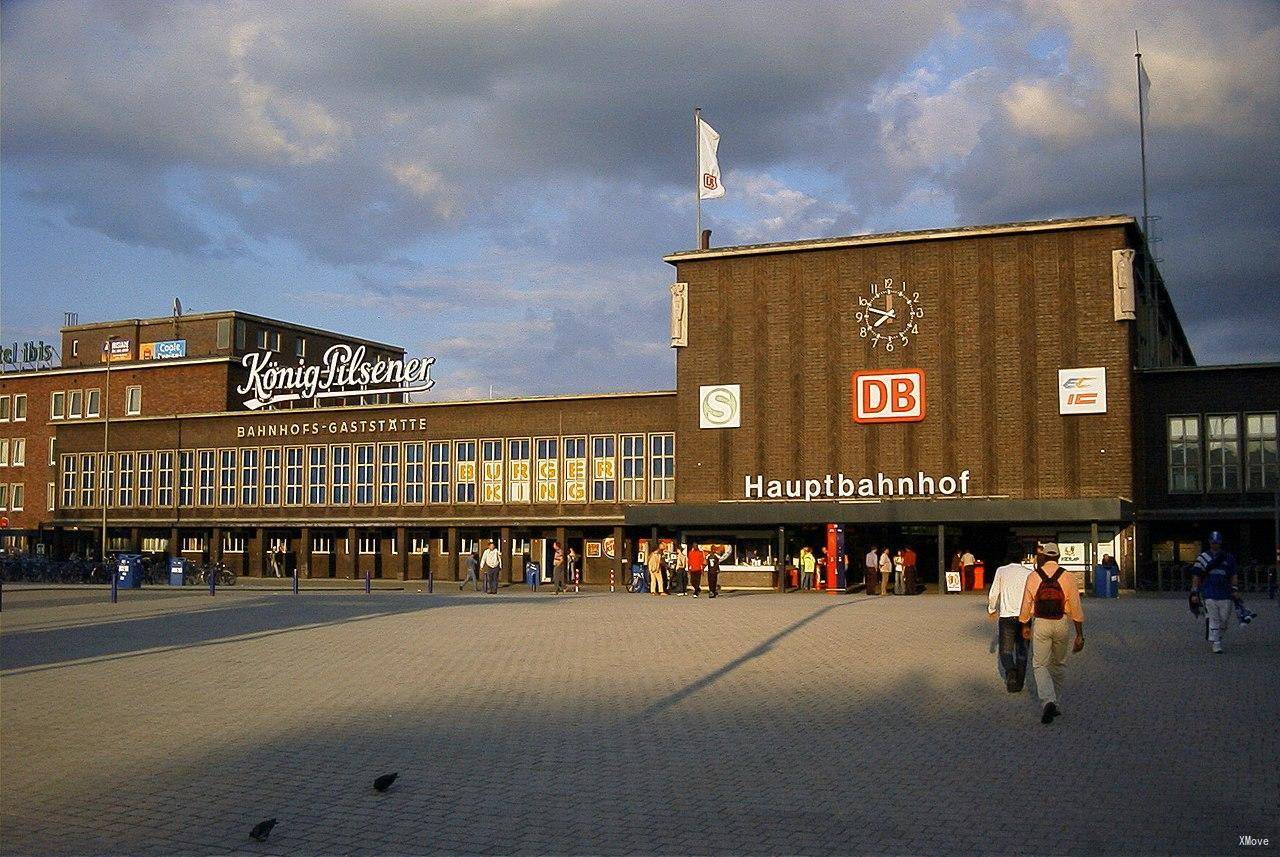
[{"x1": 141, "y1": 339, "x2": 186, "y2": 360}]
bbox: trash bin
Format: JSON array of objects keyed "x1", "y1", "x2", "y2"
[
  {"x1": 168, "y1": 556, "x2": 187, "y2": 586},
  {"x1": 116, "y1": 554, "x2": 143, "y2": 589},
  {"x1": 972, "y1": 561, "x2": 986, "y2": 590},
  {"x1": 524, "y1": 562, "x2": 540, "y2": 588},
  {"x1": 1093, "y1": 563, "x2": 1119, "y2": 598}
]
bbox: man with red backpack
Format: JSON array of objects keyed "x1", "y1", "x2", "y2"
[{"x1": 1019, "y1": 542, "x2": 1085, "y2": 724}]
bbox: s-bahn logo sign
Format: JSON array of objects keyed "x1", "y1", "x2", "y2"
[
  {"x1": 1058, "y1": 367, "x2": 1107, "y2": 415},
  {"x1": 699, "y1": 384, "x2": 741, "y2": 429},
  {"x1": 238, "y1": 344, "x2": 436, "y2": 410}
]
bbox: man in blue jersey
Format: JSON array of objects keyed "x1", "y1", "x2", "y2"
[{"x1": 1189, "y1": 531, "x2": 1244, "y2": 654}]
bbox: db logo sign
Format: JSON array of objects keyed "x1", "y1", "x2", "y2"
[
  {"x1": 702, "y1": 173, "x2": 718, "y2": 191},
  {"x1": 699, "y1": 384, "x2": 741, "y2": 429},
  {"x1": 1058, "y1": 367, "x2": 1107, "y2": 414},
  {"x1": 853, "y1": 370, "x2": 925, "y2": 424}
]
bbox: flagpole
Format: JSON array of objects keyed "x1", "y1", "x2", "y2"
[
  {"x1": 1135, "y1": 30, "x2": 1154, "y2": 365},
  {"x1": 694, "y1": 107, "x2": 702, "y2": 248}
]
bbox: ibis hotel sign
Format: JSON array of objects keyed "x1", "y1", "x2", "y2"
[{"x1": 238, "y1": 344, "x2": 436, "y2": 410}]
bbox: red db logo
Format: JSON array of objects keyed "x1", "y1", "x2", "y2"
[{"x1": 853, "y1": 369, "x2": 925, "y2": 424}]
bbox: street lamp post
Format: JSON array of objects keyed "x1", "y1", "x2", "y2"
[{"x1": 101, "y1": 336, "x2": 117, "y2": 564}]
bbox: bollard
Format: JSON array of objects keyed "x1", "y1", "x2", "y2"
[
  {"x1": 426, "y1": 568, "x2": 433, "y2": 594},
  {"x1": 365, "y1": 569, "x2": 371, "y2": 594},
  {"x1": 111, "y1": 569, "x2": 119, "y2": 604},
  {"x1": 209, "y1": 570, "x2": 216, "y2": 597},
  {"x1": 609, "y1": 568, "x2": 614, "y2": 593},
  {"x1": 292, "y1": 566, "x2": 299, "y2": 595}
]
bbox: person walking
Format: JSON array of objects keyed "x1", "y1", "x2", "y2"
[
  {"x1": 988, "y1": 547, "x2": 1034, "y2": 692},
  {"x1": 893, "y1": 549, "x2": 906, "y2": 595},
  {"x1": 552, "y1": 541, "x2": 566, "y2": 594},
  {"x1": 902, "y1": 544, "x2": 918, "y2": 594},
  {"x1": 459, "y1": 548, "x2": 480, "y2": 591},
  {"x1": 647, "y1": 541, "x2": 665, "y2": 595},
  {"x1": 688, "y1": 543, "x2": 705, "y2": 597},
  {"x1": 568, "y1": 546, "x2": 580, "y2": 590},
  {"x1": 1018, "y1": 542, "x2": 1085, "y2": 723},
  {"x1": 674, "y1": 544, "x2": 689, "y2": 596},
  {"x1": 480, "y1": 539, "x2": 502, "y2": 594},
  {"x1": 865, "y1": 545, "x2": 879, "y2": 594},
  {"x1": 706, "y1": 547, "x2": 721, "y2": 598},
  {"x1": 799, "y1": 547, "x2": 815, "y2": 591},
  {"x1": 879, "y1": 546, "x2": 893, "y2": 596},
  {"x1": 961, "y1": 549, "x2": 976, "y2": 591},
  {"x1": 1189, "y1": 531, "x2": 1244, "y2": 653}
]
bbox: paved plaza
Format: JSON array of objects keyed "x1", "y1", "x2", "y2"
[{"x1": 1, "y1": 585, "x2": 1276, "y2": 857}]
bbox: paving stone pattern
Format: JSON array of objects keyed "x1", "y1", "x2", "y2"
[{"x1": 2, "y1": 586, "x2": 1276, "y2": 857}]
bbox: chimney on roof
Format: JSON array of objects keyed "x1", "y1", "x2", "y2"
[{"x1": 699, "y1": 229, "x2": 711, "y2": 250}]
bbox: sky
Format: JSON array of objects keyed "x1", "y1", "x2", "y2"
[{"x1": 2, "y1": 0, "x2": 1277, "y2": 398}]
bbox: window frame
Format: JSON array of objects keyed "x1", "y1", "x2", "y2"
[
  {"x1": 354, "y1": 443, "x2": 375, "y2": 506},
  {"x1": 454, "y1": 439, "x2": 476, "y2": 504},
  {"x1": 1244, "y1": 411, "x2": 1279, "y2": 491},
  {"x1": 649, "y1": 432, "x2": 676, "y2": 502},
  {"x1": 620, "y1": 433, "x2": 646, "y2": 502},
  {"x1": 125, "y1": 385, "x2": 142, "y2": 416},
  {"x1": 590, "y1": 434, "x2": 617, "y2": 503},
  {"x1": 51, "y1": 391, "x2": 66, "y2": 420},
  {"x1": 85, "y1": 388, "x2": 101, "y2": 419},
  {"x1": 1167, "y1": 414, "x2": 1203, "y2": 494},
  {"x1": 506, "y1": 437, "x2": 531, "y2": 504},
  {"x1": 330, "y1": 444, "x2": 352, "y2": 506},
  {"x1": 480, "y1": 438, "x2": 503, "y2": 505},
  {"x1": 13, "y1": 393, "x2": 27, "y2": 422},
  {"x1": 404, "y1": 441, "x2": 426, "y2": 505}
]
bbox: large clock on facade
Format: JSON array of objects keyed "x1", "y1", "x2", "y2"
[{"x1": 857, "y1": 278, "x2": 922, "y2": 351}]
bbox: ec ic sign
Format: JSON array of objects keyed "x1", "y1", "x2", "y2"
[{"x1": 853, "y1": 369, "x2": 926, "y2": 424}]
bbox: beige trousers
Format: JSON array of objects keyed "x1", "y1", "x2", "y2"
[{"x1": 1032, "y1": 617, "x2": 1071, "y2": 706}]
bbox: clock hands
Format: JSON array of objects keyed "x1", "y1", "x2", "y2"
[{"x1": 867, "y1": 305, "x2": 897, "y2": 327}]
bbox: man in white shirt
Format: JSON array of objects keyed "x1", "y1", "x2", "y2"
[
  {"x1": 988, "y1": 546, "x2": 1034, "y2": 692},
  {"x1": 480, "y1": 540, "x2": 502, "y2": 594},
  {"x1": 864, "y1": 546, "x2": 879, "y2": 594},
  {"x1": 878, "y1": 547, "x2": 892, "y2": 596}
]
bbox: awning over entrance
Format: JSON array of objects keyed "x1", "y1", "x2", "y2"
[{"x1": 625, "y1": 497, "x2": 1132, "y2": 527}]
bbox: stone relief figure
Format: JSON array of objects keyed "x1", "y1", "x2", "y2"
[{"x1": 670, "y1": 282, "x2": 688, "y2": 347}]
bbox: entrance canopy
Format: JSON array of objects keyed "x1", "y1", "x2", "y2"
[{"x1": 626, "y1": 497, "x2": 1132, "y2": 527}]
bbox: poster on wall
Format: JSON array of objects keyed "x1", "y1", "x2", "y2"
[
  {"x1": 603, "y1": 537, "x2": 616, "y2": 559},
  {"x1": 585, "y1": 541, "x2": 602, "y2": 558},
  {"x1": 945, "y1": 571, "x2": 962, "y2": 593}
]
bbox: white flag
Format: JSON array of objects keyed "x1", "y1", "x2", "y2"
[
  {"x1": 1138, "y1": 56, "x2": 1151, "y2": 126},
  {"x1": 697, "y1": 117, "x2": 725, "y2": 200}
]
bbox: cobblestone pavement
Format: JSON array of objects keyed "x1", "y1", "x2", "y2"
[{"x1": 2, "y1": 586, "x2": 1276, "y2": 857}]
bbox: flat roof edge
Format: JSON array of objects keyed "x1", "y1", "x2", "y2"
[{"x1": 663, "y1": 215, "x2": 1136, "y2": 263}]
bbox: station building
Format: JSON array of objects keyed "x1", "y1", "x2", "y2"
[{"x1": 2, "y1": 215, "x2": 1276, "y2": 590}]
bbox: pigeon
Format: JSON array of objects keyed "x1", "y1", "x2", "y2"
[
  {"x1": 249, "y1": 819, "x2": 277, "y2": 842},
  {"x1": 374, "y1": 772, "x2": 399, "y2": 793}
]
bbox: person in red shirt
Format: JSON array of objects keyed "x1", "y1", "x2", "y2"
[
  {"x1": 687, "y1": 544, "x2": 706, "y2": 598},
  {"x1": 902, "y1": 545, "x2": 918, "y2": 594}
]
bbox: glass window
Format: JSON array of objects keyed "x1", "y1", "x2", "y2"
[
  {"x1": 101, "y1": 453, "x2": 114, "y2": 507},
  {"x1": 563, "y1": 436, "x2": 587, "y2": 503},
  {"x1": 10, "y1": 483, "x2": 23, "y2": 511},
  {"x1": 47, "y1": 481, "x2": 56, "y2": 512},
  {"x1": 125, "y1": 386, "x2": 141, "y2": 416},
  {"x1": 405, "y1": 442, "x2": 425, "y2": 504},
  {"x1": 1168, "y1": 416, "x2": 1202, "y2": 493},
  {"x1": 216, "y1": 318, "x2": 231, "y2": 349},
  {"x1": 0, "y1": 396, "x2": 8, "y2": 421},
  {"x1": 240, "y1": 448, "x2": 259, "y2": 505},
  {"x1": 51, "y1": 391, "x2": 66, "y2": 419},
  {"x1": 69, "y1": 390, "x2": 83, "y2": 419},
  {"x1": 0, "y1": 484, "x2": 7, "y2": 510},
  {"x1": 1206, "y1": 415, "x2": 1240, "y2": 491},
  {"x1": 49, "y1": 437, "x2": 56, "y2": 466},
  {"x1": 86, "y1": 388, "x2": 101, "y2": 418},
  {"x1": 285, "y1": 447, "x2": 304, "y2": 505},
  {"x1": 138, "y1": 452, "x2": 154, "y2": 506},
  {"x1": 0, "y1": 439, "x2": 7, "y2": 467},
  {"x1": 235, "y1": 320, "x2": 246, "y2": 350},
  {"x1": 13, "y1": 394, "x2": 26, "y2": 421},
  {"x1": 118, "y1": 451, "x2": 134, "y2": 507},
  {"x1": 223, "y1": 532, "x2": 245, "y2": 553},
  {"x1": 454, "y1": 440, "x2": 476, "y2": 503},
  {"x1": 355, "y1": 444, "x2": 375, "y2": 505},
  {"x1": 649, "y1": 433, "x2": 675, "y2": 501},
  {"x1": 79, "y1": 452, "x2": 96, "y2": 507},
  {"x1": 295, "y1": 337, "x2": 307, "y2": 358},
  {"x1": 61, "y1": 454, "x2": 77, "y2": 509},
  {"x1": 480, "y1": 439, "x2": 503, "y2": 504},
  {"x1": 331, "y1": 445, "x2": 352, "y2": 505},
  {"x1": 312, "y1": 535, "x2": 332, "y2": 554},
  {"x1": 591, "y1": 435, "x2": 616, "y2": 502},
  {"x1": 157, "y1": 451, "x2": 174, "y2": 507},
  {"x1": 378, "y1": 443, "x2": 400, "y2": 505},
  {"x1": 358, "y1": 535, "x2": 378, "y2": 555},
  {"x1": 620, "y1": 434, "x2": 645, "y2": 502},
  {"x1": 198, "y1": 450, "x2": 215, "y2": 505},
  {"x1": 12, "y1": 438, "x2": 25, "y2": 467},
  {"x1": 507, "y1": 438, "x2": 531, "y2": 503},
  {"x1": 1245, "y1": 412, "x2": 1279, "y2": 490},
  {"x1": 178, "y1": 450, "x2": 195, "y2": 506},
  {"x1": 308, "y1": 446, "x2": 328, "y2": 505},
  {"x1": 261, "y1": 447, "x2": 281, "y2": 505},
  {"x1": 534, "y1": 437, "x2": 559, "y2": 503},
  {"x1": 219, "y1": 449, "x2": 237, "y2": 506},
  {"x1": 256, "y1": 329, "x2": 269, "y2": 350}
]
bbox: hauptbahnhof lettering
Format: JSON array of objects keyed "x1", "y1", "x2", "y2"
[{"x1": 2, "y1": 215, "x2": 1276, "y2": 590}]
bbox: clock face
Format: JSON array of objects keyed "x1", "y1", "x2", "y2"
[{"x1": 857, "y1": 278, "x2": 922, "y2": 351}]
